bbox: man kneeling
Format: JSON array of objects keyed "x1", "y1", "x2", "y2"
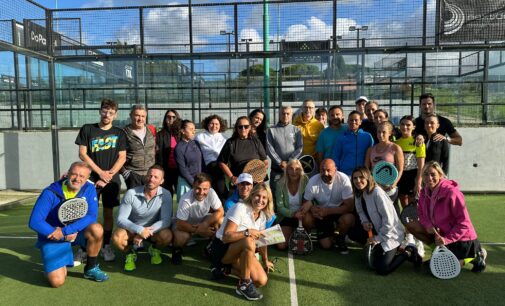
[
  {"x1": 112, "y1": 165, "x2": 173, "y2": 271},
  {"x1": 172, "y1": 173, "x2": 224, "y2": 265},
  {"x1": 28, "y1": 161, "x2": 108, "y2": 287}
]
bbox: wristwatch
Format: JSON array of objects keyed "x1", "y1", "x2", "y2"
[{"x1": 244, "y1": 229, "x2": 250, "y2": 237}]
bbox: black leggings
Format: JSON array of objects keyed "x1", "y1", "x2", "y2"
[
  {"x1": 206, "y1": 161, "x2": 227, "y2": 200},
  {"x1": 372, "y1": 244, "x2": 409, "y2": 276}
]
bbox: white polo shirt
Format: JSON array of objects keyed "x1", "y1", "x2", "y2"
[
  {"x1": 176, "y1": 188, "x2": 222, "y2": 225},
  {"x1": 304, "y1": 172, "x2": 353, "y2": 208},
  {"x1": 216, "y1": 202, "x2": 266, "y2": 240}
]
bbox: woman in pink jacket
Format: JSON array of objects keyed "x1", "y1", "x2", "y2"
[{"x1": 406, "y1": 161, "x2": 487, "y2": 273}]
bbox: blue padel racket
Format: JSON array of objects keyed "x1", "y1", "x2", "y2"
[{"x1": 372, "y1": 161, "x2": 398, "y2": 186}]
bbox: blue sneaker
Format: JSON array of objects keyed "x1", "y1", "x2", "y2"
[{"x1": 84, "y1": 265, "x2": 109, "y2": 282}]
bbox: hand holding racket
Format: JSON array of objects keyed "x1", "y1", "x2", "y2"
[
  {"x1": 57, "y1": 197, "x2": 89, "y2": 242},
  {"x1": 288, "y1": 219, "x2": 313, "y2": 255},
  {"x1": 365, "y1": 229, "x2": 375, "y2": 269}
]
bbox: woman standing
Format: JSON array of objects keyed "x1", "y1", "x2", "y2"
[
  {"x1": 218, "y1": 116, "x2": 268, "y2": 186},
  {"x1": 210, "y1": 183, "x2": 275, "y2": 301},
  {"x1": 275, "y1": 159, "x2": 312, "y2": 250},
  {"x1": 424, "y1": 114, "x2": 449, "y2": 174},
  {"x1": 156, "y1": 109, "x2": 181, "y2": 194},
  {"x1": 249, "y1": 109, "x2": 267, "y2": 147},
  {"x1": 365, "y1": 121, "x2": 404, "y2": 194},
  {"x1": 174, "y1": 120, "x2": 204, "y2": 201},
  {"x1": 352, "y1": 166, "x2": 421, "y2": 275},
  {"x1": 406, "y1": 161, "x2": 486, "y2": 273},
  {"x1": 195, "y1": 114, "x2": 228, "y2": 200}
]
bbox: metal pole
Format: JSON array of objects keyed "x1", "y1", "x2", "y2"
[
  {"x1": 356, "y1": 29, "x2": 360, "y2": 96},
  {"x1": 263, "y1": 0, "x2": 270, "y2": 124},
  {"x1": 246, "y1": 41, "x2": 250, "y2": 114}
]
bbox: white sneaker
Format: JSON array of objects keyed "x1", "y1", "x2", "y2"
[
  {"x1": 415, "y1": 239, "x2": 425, "y2": 258},
  {"x1": 74, "y1": 248, "x2": 87, "y2": 266},
  {"x1": 101, "y1": 244, "x2": 116, "y2": 262}
]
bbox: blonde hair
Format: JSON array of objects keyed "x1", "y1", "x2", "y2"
[
  {"x1": 244, "y1": 183, "x2": 274, "y2": 220},
  {"x1": 422, "y1": 161, "x2": 447, "y2": 178},
  {"x1": 278, "y1": 159, "x2": 305, "y2": 195},
  {"x1": 378, "y1": 121, "x2": 394, "y2": 135}
]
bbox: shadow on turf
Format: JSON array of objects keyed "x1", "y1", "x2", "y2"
[{"x1": 0, "y1": 251, "x2": 48, "y2": 287}]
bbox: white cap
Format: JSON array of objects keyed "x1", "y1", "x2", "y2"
[
  {"x1": 355, "y1": 96, "x2": 368, "y2": 103},
  {"x1": 237, "y1": 173, "x2": 253, "y2": 184}
]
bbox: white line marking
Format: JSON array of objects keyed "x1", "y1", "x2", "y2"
[
  {"x1": 481, "y1": 242, "x2": 505, "y2": 246},
  {"x1": 288, "y1": 252, "x2": 298, "y2": 306},
  {"x1": 0, "y1": 236, "x2": 36, "y2": 239}
]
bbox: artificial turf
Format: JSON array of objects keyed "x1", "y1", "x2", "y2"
[{"x1": 0, "y1": 195, "x2": 504, "y2": 305}]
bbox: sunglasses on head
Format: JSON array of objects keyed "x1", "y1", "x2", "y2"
[{"x1": 237, "y1": 125, "x2": 250, "y2": 130}]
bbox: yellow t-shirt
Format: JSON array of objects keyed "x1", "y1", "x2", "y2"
[
  {"x1": 293, "y1": 115, "x2": 324, "y2": 156},
  {"x1": 395, "y1": 136, "x2": 426, "y2": 171},
  {"x1": 62, "y1": 181, "x2": 78, "y2": 200}
]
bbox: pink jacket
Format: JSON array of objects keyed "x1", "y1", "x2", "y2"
[{"x1": 418, "y1": 178, "x2": 477, "y2": 245}]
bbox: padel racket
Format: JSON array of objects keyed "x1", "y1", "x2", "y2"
[
  {"x1": 365, "y1": 229, "x2": 375, "y2": 269},
  {"x1": 243, "y1": 159, "x2": 267, "y2": 183},
  {"x1": 372, "y1": 161, "x2": 398, "y2": 187},
  {"x1": 288, "y1": 219, "x2": 313, "y2": 255},
  {"x1": 400, "y1": 199, "x2": 419, "y2": 225},
  {"x1": 57, "y1": 198, "x2": 88, "y2": 242},
  {"x1": 430, "y1": 245, "x2": 461, "y2": 279},
  {"x1": 299, "y1": 155, "x2": 316, "y2": 177}
]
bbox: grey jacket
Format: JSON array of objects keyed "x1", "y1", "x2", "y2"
[
  {"x1": 123, "y1": 124, "x2": 156, "y2": 175},
  {"x1": 266, "y1": 122, "x2": 303, "y2": 171}
]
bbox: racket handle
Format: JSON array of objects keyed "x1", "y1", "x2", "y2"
[
  {"x1": 298, "y1": 219, "x2": 303, "y2": 228},
  {"x1": 367, "y1": 229, "x2": 373, "y2": 238}
]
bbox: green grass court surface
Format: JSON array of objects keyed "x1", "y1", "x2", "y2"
[{"x1": 1, "y1": 195, "x2": 504, "y2": 305}]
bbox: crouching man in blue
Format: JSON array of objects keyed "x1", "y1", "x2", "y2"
[{"x1": 28, "y1": 161, "x2": 108, "y2": 287}]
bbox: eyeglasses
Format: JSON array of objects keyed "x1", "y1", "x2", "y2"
[{"x1": 237, "y1": 125, "x2": 250, "y2": 130}]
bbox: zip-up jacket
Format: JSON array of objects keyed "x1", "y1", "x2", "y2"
[{"x1": 331, "y1": 128, "x2": 374, "y2": 176}]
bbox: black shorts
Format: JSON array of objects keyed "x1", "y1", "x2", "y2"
[
  {"x1": 95, "y1": 177, "x2": 121, "y2": 208},
  {"x1": 397, "y1": 169, "x2": 417, "y2": 195},
  {"x1": 209, "y1": 238, "x2": 230, "y2": 268},
  {"x1": 446, "y1": 239, "x2": 482, "y2": 260},
  {"x1": 315, "y1": 214, "x2": 341, "y2": 240},
  {"x1": 280, "y1": 217, "x2": 299, "y2": 228},
  {"x1": 125, "y1": 171, "x2": 146, "y2": 189}
]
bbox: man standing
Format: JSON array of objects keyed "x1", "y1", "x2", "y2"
[
  {"x1": 293, "y1": 99, "x2": 324, "y2": 158},
  {"x1": 172, "y1": 173, "x2": 224, "y2": 265},
  {"x1": 414, "y1": 93, "x2": 463, "y2": 146},
  {"x1": 299, "y1": 159, "x2": 355, "y2": 254},
  {"x1": 316, "y1": 106, "x2": 346, "y2": 163},
  {"x1": 29, "y1": 162, "x2": 109, "y2": 287},
  {"x1": 75, "y1": 98, "x2": 127, "y2": 262},
  {"x1": 266, "y1": 106, "x2": 303, "y2": 194},
  {"x1": 112, "y1": 165, "x2": 173, "y2": 272},
  {"x1": 123, "y1": 104, "x2": 157, "y2": 189},
  {"x1": 355, "y1": 96, "x2": 368, "y2": 119}
]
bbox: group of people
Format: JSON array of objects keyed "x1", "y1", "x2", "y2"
[{"x1": 28, "y1": 94, "x2": 486, "y2": 301}]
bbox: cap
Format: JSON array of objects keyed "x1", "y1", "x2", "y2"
[
  {"x1": 355, "y1": 96, "x2": 368, "y2": 104},
  {"x1": 237, "y1": 173, "x2": 253, "y2": 184}
]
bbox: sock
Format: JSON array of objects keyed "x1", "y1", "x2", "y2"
[
  {"x1": 85, "y1": 256, "x2": 98, "y2": 271},
  {"x1": 103, "y1": 230, "x2": 112, "y2": 245}
]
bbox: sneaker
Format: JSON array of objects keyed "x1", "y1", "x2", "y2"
[
  {"x1": 149, "y1": 245, "x2": 163, "y2": 265},
  {"x1": 101, "y1": 244, "x2": 116, "y2": 262},
  {"x1": 471, "y1": 248, "x2": 487, "y2": 273},
  {"x1": 336, "y1": 238, "x2": 349, "y2": 255},
  {"x1": 124, "y1": 252, "x2": 137, "y2": 272},
  {"x1": 172, "y1": 248, "x2": 183, "y2": 265},
  {"x1": 84, "y1": 265, "x2": 109, "y2": 282},
  {"x1": 236, "y1": 280, "x2": 263, "y2": 301},
  {"x1": 211, "y1": 265, "x2": 231, "y2": 280},
  {"x1": 405, "y1": 245, "x2": 423, "y2": 267},
  {"x1": 73, "y1": 248, "x2": 87, "y2": 267}
]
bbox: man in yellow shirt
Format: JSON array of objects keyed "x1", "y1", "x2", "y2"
[{"x1": 293, "y1": 99, "x2": 324, "y2": 158}]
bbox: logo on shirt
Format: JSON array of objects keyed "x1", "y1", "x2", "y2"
[{"x1": 91, "y1": 135, "x2": 119, "y2": 152}]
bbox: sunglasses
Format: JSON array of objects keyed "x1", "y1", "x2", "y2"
[{"x1": 237, "y1": 125, "x2": 250, "y2": 130}]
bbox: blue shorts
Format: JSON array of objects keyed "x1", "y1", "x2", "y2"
[{"x1": 36, "y1": 231, "x2": 86, "y2": 273}]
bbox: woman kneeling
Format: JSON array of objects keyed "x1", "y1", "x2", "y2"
[{"x1": 210, "y1": 183, "x2": 275, "y2": 301}]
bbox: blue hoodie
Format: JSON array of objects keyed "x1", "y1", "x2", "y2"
[
  {"x1": 331, "y1": 128, "x2": 374, "y2": 176},
  {"x1": 29, "y1": 179, "x2": 98, "y2": 243}
]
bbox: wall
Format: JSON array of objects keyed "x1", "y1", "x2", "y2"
[{"x1": 0, "y1": 127, "x2": 503, "y2": 192}]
